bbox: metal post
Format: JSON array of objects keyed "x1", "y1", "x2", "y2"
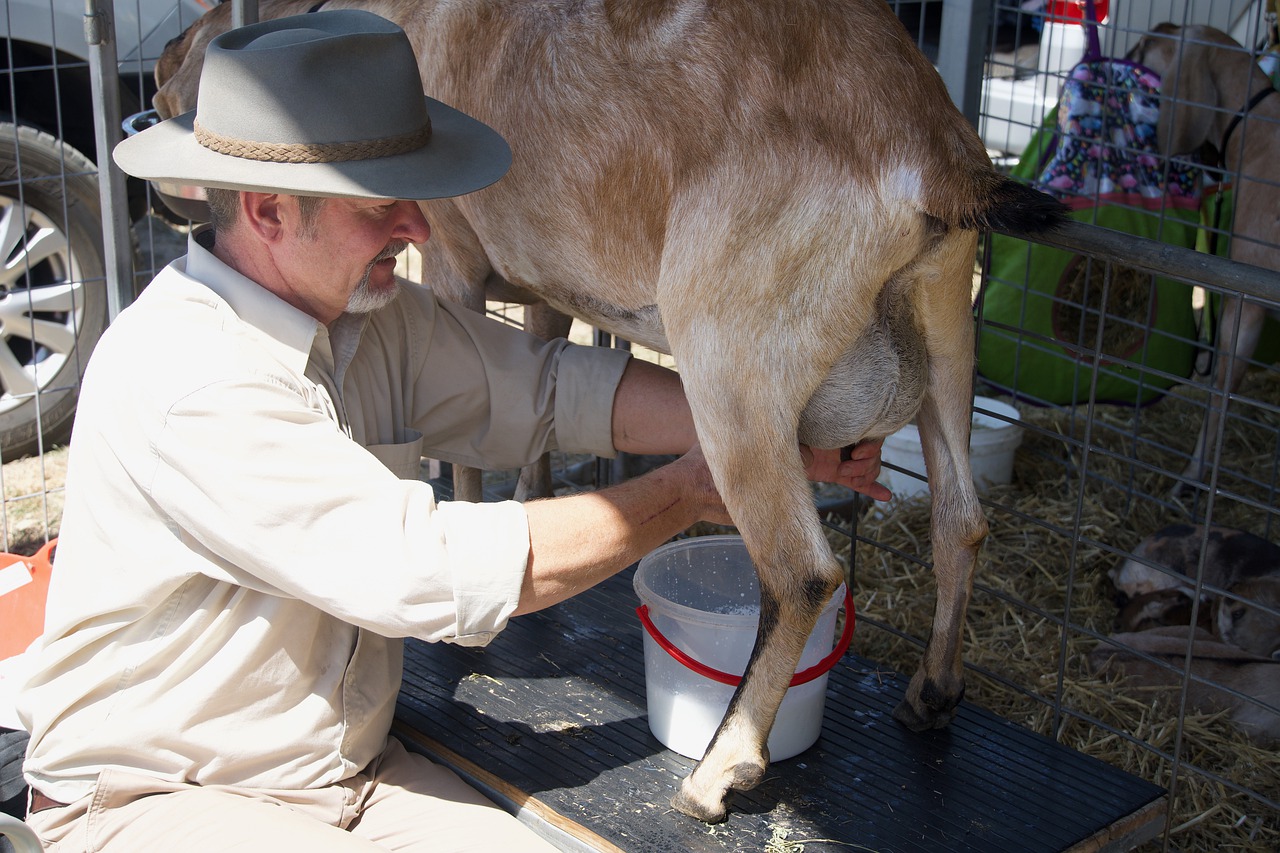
[
  {"x1": 937, "y1": 0, "x2": 991, "y2": 128},
  {"x1": 84, "y1": 0, "x2": 133, "y2": 320},
  {"x1": 233, "y1": 0, "x2": 261, "y2": 29}
]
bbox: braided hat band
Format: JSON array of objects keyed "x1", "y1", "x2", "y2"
[{"x1": 193, "y1": 118, "x2": 433, "y2": 164}]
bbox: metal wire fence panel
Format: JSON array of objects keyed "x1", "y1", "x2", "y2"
[
  {"x1": 894, "y1": 5, "x2": 1279, "y2": 847},
  {"x1": 0, "y1": 0, "x2": 208, "y2": 542}
]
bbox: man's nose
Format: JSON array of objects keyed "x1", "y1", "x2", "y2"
[{"x1": 394, "y1": 201, "x2": 432, "y2": 244}]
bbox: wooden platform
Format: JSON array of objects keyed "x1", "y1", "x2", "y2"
[{"x1": 395, "y1": 566, "x2": 1166, "y2": 852}]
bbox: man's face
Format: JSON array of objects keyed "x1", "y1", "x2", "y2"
[{"x1": 281, "y1": 196, "x2": 431, "y2": 323}]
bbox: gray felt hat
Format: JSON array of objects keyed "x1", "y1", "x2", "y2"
[{"x1": 114, "y1": 10, "x2": 511, "y2": 200}]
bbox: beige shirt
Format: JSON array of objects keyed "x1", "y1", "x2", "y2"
[{"x1": 18, "y1": 230, "x2": 630, "y2": 803}]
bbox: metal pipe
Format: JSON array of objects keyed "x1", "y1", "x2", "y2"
[
  {"x1": 85, "y1": 0, "x2": 134, "y2": 320},
  {"x1": 998, "y1": 219, "x2": 1280, "y2": 305},
  {"x1": 937, "y1": 0, "x2": 990, "y2": 127}
]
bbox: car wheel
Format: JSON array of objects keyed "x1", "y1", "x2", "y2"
[{"x1": 0, "y1": 122, "x2": 109, "y2": 460}]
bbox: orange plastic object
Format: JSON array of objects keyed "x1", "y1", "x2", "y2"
[{"x1": 0, "y1": 539, "x2": 56, "y2": 660}]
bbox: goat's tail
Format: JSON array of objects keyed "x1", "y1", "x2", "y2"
[{"x1": 947, "y1": 172, "x2": 1069, "y2": 235}]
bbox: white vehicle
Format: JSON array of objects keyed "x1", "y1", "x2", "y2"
[{"x1": 0, "y1": 0, "x2": 208, "y2": 459}]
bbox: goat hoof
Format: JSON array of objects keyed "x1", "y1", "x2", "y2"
[
  {"x1": 893, "y1": 697, "x2": 953, "y2": 731},
  {"x1": 729, "y1": 759, "x2": 766, "y2": 791},
  {"x1": 671, "y1": 786, "x2": 728, "y2": 824},
  {"x1": 672, "y1": 759, "x2": 766, "y2": 823},
  {"x1": 895, "y1": 675, "x2": 963, "y2": 731},
  {"x1": 896, "y1": 696, "x2": 947, "y2": 727}
]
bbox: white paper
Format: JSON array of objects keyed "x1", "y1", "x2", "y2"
[{"x1": 0, "y1": 560, "x2": 33, "y2": 597}]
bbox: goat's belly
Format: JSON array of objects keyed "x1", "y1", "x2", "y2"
[
  {"x1": 532, "y1": 285, "x2": 670, "y2": 354},
  {"x1": 797, "y1": 315, "x2": 927, "y2": 448}
]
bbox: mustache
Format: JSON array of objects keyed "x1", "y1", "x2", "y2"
[{"x1": 374, "y1": 241, "x2": 409, "y2": 264}]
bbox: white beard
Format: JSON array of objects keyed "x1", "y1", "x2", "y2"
[
  {"x1": 345, "y1": 278, "x2": 400, "y2": 314},
  {"x1": 345, "y1": 243, "x2": 406, "y2": 313}
]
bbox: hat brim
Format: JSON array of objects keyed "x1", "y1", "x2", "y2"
[{"x1": 114, "y1": 96, "x2": 511, "y2": 200}]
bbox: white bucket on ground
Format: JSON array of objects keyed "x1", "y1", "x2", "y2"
[
  {"x1": 881, "y1": 396, "x2": 1023, "y2": 501},
  {"x1": 633, "y1": 535, "x2": 845, "y2": 760}
]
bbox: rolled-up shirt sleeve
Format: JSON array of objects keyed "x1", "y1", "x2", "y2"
[{"x1": 345, "y1": 285, "x2": 631, "y2": 470}]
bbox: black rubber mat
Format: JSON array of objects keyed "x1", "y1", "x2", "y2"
[{"x1": 396, "y1": 566, "x2": 1165, "y2": 852}]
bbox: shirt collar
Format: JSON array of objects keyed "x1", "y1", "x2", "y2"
[{"x1": 183, "y1": 226, "x2": 327, "y2": 376}]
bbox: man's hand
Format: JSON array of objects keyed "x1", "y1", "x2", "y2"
[{"x1": 801, "y1": 440, "x2": 892, "y2": 502}]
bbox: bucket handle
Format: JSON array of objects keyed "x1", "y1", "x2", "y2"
[{"x1": 635, "y1": 587, "x2": 855, "y2": 687}]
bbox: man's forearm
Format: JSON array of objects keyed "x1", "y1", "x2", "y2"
[
  {"x1": 518, "y1": 354, "x2": 888, "y2": 618},
  {"x1": 515, "y1": 451, "x2": 720, "y2": 615}
]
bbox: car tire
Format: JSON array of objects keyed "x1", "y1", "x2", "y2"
[{"x1": 0, "y1": 122, "x2": 109, "y2": 460}]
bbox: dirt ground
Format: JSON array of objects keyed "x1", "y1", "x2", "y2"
[{"x1": 0, "y1": 447, "x2": 66, "y2": 556}]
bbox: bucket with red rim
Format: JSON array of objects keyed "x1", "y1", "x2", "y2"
[{"x1": 633, "y1": 535, "x2": 852, "y2": 760}]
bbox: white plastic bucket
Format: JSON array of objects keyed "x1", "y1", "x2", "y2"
[
  {"x1": 881, "y1": 397, "x2": 1023, "y2": 501},
  {"x1": 633, "y1": 535, "x2": 851, "y2": 760}
]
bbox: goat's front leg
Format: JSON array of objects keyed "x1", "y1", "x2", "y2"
[
  {"x1": 664, "y1": 338, "x2": 844, "y2": 823},
  {"x1": 1176, "y1": 296, "x2": 1265, "y2": 497}
]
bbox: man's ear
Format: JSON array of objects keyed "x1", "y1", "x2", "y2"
[{"x1": 240, "y1": 192, "x2": 285, "y2": 242}]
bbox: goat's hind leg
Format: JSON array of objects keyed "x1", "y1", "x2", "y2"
[
  {"x1": 1175, "y1": 297, "x2": 1266, "y2": 498},
  {"x1": 894, "y1": 233, "x2": 989, "y2": 730}
]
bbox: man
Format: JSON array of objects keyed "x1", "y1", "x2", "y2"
[{"x1": 17, "y1": 11, "x2": 886, "y2": 852}]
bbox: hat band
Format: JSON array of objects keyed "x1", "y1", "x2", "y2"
[{"x1": 193, "y1": 118, "x2": 432, "y2": 164}]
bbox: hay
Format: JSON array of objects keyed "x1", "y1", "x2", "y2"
[
  {"x1": 823, "y1": 368, "x2": 1280, "y2": 852},
  {"x1": 0, "y1": 446, "x2": 67, "y2": 556},
  {"x1": 1055, "y1": 260, "x2": 1156, "y2": 360}
]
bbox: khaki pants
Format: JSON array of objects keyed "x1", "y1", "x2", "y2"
[{"x1": 26, "y1": 737, "x2": 558, "y2": 852}]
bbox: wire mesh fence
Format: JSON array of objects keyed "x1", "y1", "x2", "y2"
[{"x1": 1, "y1": 1, "x2": 1278, "y2": 851}]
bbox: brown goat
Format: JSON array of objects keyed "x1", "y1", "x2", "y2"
[
  {"x1": 152, "y1": 0, "x2": 1065, "y2": 822},
  {"x1": 1128, "y1": 24, "x2": 1280, "y2": 496},
  {"x1": 1110, "y1": 523, "x2": 1280, "y2": 659},
  {"x1": 1110, "y1": 523, "x2": 1280, "y2": 601}
]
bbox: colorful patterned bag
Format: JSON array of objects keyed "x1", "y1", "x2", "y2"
[{"x1": 977, "y1": 56, "x2": 1206, "y2": 405}]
